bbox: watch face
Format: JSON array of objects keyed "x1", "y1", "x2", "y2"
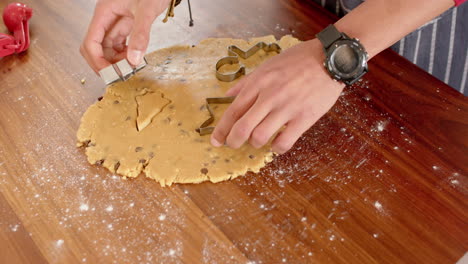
[
  {"x1": 333, "y1": 44, "x2": 359, "y2": 74},
  {"x1": 326, "y1": 39, "x2": 368, "y2": 83}
]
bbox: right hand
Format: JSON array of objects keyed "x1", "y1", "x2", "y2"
[{"x1": 80, "y1": 0, "x2": 171, "y2": 73}]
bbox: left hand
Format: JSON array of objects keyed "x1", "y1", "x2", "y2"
[
  {"x1": 210, "y1": 39, "x2": 345, "y2": 154},
  {"x1": 80, "y1": 0, "x2": 171, "y2": 73}
]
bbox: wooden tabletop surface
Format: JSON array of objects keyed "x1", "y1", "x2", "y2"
[{"x1": 0, "y1": 0, "x2": 467, "y2": 263}]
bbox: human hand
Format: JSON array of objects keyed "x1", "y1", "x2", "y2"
[
  {"x1": 210, "y1": 39, "x2": 345, "y2": 154},
  {"x1": 80, "y1": 0, "x2": 171, "y2": 73}
]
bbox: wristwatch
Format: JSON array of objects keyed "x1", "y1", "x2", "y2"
[{"x1": 316, "y1": 25, "x2": 368, "y2": 85}]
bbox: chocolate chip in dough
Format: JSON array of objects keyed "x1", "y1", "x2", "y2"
[{"x1": 82, "y1": 140, "x2": 91, "y2": 147}]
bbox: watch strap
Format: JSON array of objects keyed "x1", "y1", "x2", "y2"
[{"x1": 316, "y1": 24, "x2": 343, "y2": 49}]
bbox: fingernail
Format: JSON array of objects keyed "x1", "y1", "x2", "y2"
[
  {"x1": 211, "y1": 136, "x2": 223, "y2": 147},
  {"x1": 128, "y1": 49, "x2": 142, "y2": 65}
]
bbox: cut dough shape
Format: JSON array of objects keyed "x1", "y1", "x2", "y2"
[
  {"x1": 77, "y1": 35, "x2": 301, "y2": 186},
  {"x1": 136, "y1": 89, "x2": 171, "y2": 131}
]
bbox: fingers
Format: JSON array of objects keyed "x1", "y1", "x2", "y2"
[
  {"x1": 80, "y1": 34, "x2": 112, "y2": 74},
  {"x1": 81, "y1": 4, "x2": 120, "y2": 73},
  {"x1": 225, "y1": 97, "x2": 275, "y2": 148},
  {"x1": 225, "y1": 77, "x2": 248, "y2": 97},
  {"x1": 102, "y1": 16, "x2": 133, "y2": 63},
  {"x1": 248, "y1": 109, "x2": 289, "y2": 149},
  {"x1": 127, "y1": 0, "x2": 166, "y2": 65},
  {"x1": 210, "y1": 89, "x2": 258, "y2": 147},
  {"x1": 271, "y1": 114, "x2": 315, "y2": 154},
  {"x1": 102, "y1": 16, "x2": 133, "y2": 50}
]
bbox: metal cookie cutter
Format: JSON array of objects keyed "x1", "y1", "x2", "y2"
[
  {"x1": 196, "y1": 96, "x2": 236, "y2": 136},
  {"x1": 196, "y1": 42, "x2": 282, "y2": 135},
  {"x1": 216, "y1": 42, "x2": 282, "y2": 82},
  {"x1": 99, "y1": 57, "x2": 147, "y2": 85}
]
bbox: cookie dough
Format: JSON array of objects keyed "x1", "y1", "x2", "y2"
[
  {"x1": 136, "y1": 89, "x2": 171, "y2": 131},
  {"x1": 77, "y1": 35, "x2": 301, "y2": 186}
]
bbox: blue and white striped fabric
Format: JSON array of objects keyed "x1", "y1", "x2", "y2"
[{"x1": 313, "y1": 0, "x2": 468, "y2": 95}]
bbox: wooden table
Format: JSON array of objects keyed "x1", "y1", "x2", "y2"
[{"x1": 0, "y1": 0, "x2": 466, "y2": 263}]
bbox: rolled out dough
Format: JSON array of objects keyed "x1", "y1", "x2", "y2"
[{"x1": 77, "y1": 35, "x2": 301, "y2": 186}]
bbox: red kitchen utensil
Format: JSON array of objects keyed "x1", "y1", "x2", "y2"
[
  {"x1": 0, "y1": 33, "x2": 17, "y2": 57},
  {"x1": 0, "y1": 2, "x2": 32, "y2": 58}
]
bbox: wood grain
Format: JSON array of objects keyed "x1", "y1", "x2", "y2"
[{"x1": 0, "y1": 0, "x2": 467, "y2": 263}]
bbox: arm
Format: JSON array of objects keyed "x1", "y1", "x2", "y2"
[
  {"x1": 211, "y1": 0, "x2": 456, "y2": 153},
  {"x1": 335, "y1": 0, "x2": 455, "y2": 59}
]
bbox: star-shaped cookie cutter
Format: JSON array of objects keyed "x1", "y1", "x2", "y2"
[
  {"x1": 215, "y1": 42, "x2": 282, "y2": 82},
  {"x1": 196, "y1": 96, "x2": 236, "y2": 136},
  {"x1": 196, "y1": 42, "x2": 282, "y2": 135}
]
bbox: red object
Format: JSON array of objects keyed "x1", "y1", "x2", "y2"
[
  {"x1": 0, "y1": 2, "x2": 32, "y2": 58},
  {"x1": 454, "y1": 0, "x2": 466, "y2": 6}
]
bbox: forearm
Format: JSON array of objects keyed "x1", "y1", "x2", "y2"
[{"x1": 334, "y1": 0, "x2": 454, "y2": 59}]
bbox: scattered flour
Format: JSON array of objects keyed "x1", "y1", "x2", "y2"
[
  {"x1": 10, "y1": 224, "x2": 19, "y2": 232},
  {"x1": 158, "y1": 214, "x2": 166, "y2": 221},
  {"x1": 1, "y1": 69, "x2": 452, "y2": 263},
  {"x1": 80, "y1": 204, "x2": 89, "y2": 211},
  {"x1": 374, "y1": 201, "x2": 383, "y2": 211},
  {"x1": 375, "y1": 120, "x2": 388, "y2": 132}
]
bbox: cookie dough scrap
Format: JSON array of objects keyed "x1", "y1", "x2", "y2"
[
  {"x1": 77, "y1": 35, "x2": 301, "y2": 186},
  {"x1": 136, "y1": 89, "x2": 171, "y2": 131}
]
